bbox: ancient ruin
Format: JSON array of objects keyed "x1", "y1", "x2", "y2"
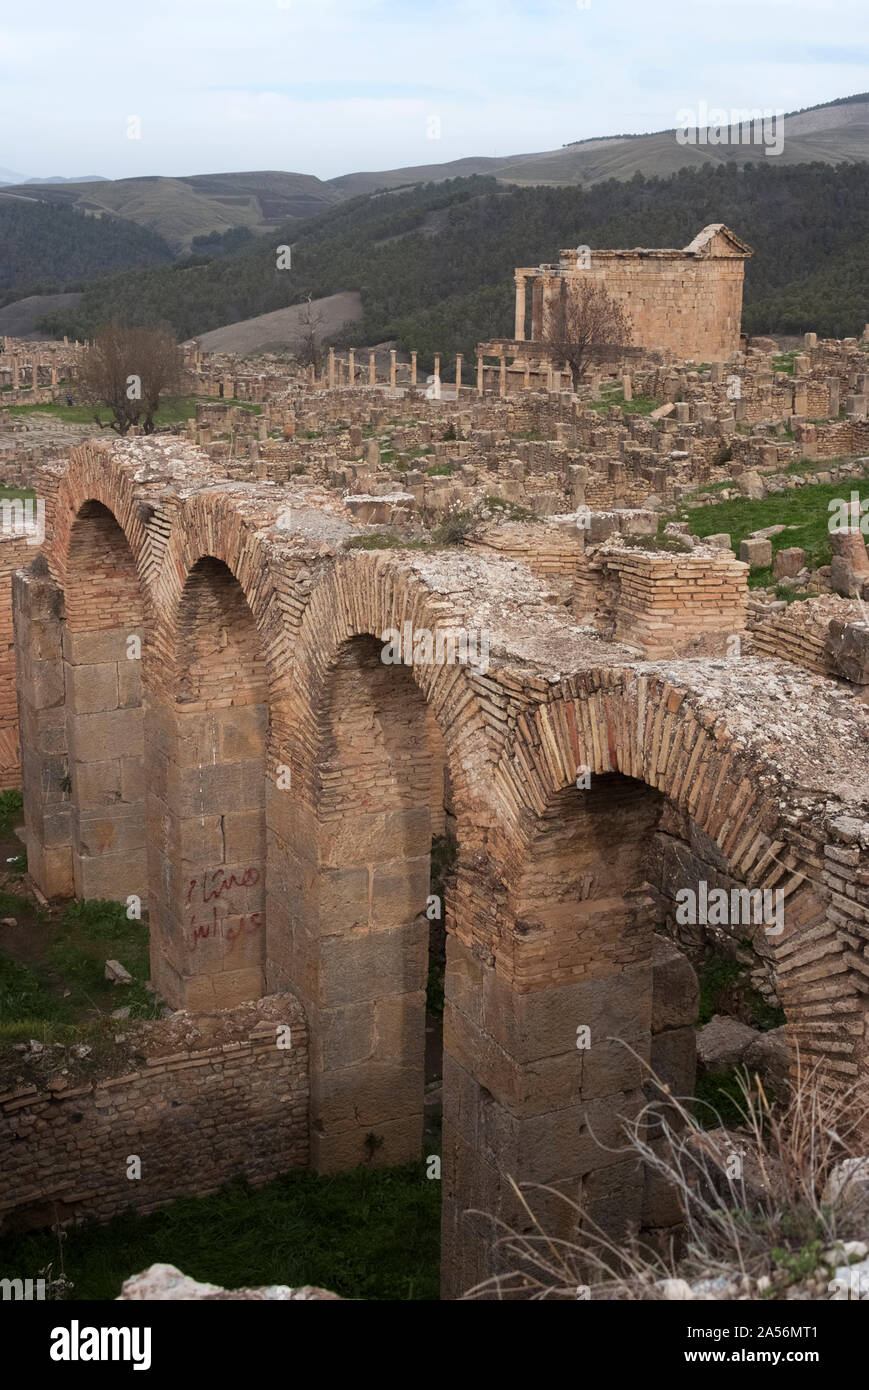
[{"x1": 1, "y1": 293, "x2": 868, "y2": 1300}]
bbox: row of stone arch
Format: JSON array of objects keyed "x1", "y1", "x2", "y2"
[{"x1": 16, "y1": 439, "x2": 866, "y2": 1297}]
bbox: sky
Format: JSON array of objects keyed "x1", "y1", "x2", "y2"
[{"x1": 1, "y1": 0, "x2": 867, "y2": 182}]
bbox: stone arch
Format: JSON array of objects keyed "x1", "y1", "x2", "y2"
[
  {"x1": 441, "y1": 670, "x2": 857, "y2": 1297},
  {"x1": 269, "y1": 553, "x2": 494, "y2": 1172},
  {"x1": 61, "y1": 499, "x2": 147, "y2": 904},
  {"x1": 148, "y1": 555, "x2": 269, "y2": 1011}
]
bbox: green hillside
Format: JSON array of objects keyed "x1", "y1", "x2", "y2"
[
  {"x1": 0, "y1": 199, "x2": 174, "y2": 299},
  {"x1": 37, "y1": 161, "x2": 869, "y2": 368}
]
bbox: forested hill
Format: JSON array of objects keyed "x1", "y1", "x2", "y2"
[
  {"x1": 0, "y1": 199, "x2": 174, "y2": 299},
  {"x1": 37, "y1": 161, "x2": 869, "y2": 365}
]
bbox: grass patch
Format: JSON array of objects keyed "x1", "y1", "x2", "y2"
[
  {"x1": 0, "y1": 789, "x2": 23, "y2": 838},
  {"x1": 343, "y1": 533, "x2": 429, "y2": 551},
  {"x1": 694, "y1": 1067, "x2": 751, "y2": 1128},
  {"x1": 0, "y1": 1165, "x2": 441, "y2": 1300},
  {"x1": 0, "y1": 897, "x2": 157, "y2": 1040},
  {"x1": 426, "y1": 465, "x2": 452, "y2": 476},
  {"x1": 587, "y1": 392, "x2": 659, "y2": 416},
  {"x1": 697, "y1": 950, "x2": 785, "y2": 1032},
  {"x1": 673, "y1": 471, "x2": 869, "y2": 584}
]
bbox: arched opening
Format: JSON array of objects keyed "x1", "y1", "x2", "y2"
[
  {"x1": 63, "y1": 500, "x2": 145, "y2": 903},
  {"x1": 148, "y1": 556, "x2": 268, "y2": 1010},
  {"x1": 277, "y1": 633, "x2": 449, "y2": 1172},
  {"x1": 443, "y1": 771, "x2": 703, "y2": 1296}
]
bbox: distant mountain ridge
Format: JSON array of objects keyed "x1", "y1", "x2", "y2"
[{"x1": 1, "y1": 92, "x2": 867, "y2": 248}]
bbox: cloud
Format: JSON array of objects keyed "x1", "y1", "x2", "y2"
[{"x1": 0, "y1": 0, "x2": 864, "y2": 179}]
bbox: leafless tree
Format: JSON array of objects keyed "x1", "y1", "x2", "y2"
[
  {"x1": 296, "y1": 296, "x2": 326, "y2": 373},
  {"x1": 77, "y1": 322, "x2": 183, "y2": 434},
  {"x1": 544, "y1": 279, "x2": 632, "y2": 391}
]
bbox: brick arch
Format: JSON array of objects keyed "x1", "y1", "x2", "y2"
[
  {"x1": 148, "y1": 550, "x2": 272, "y2": 1012},
  {"x1": 149, "y1": 494, "x2": 290, "y2": 723},
  {"x1": 270, "y1": 552, "x2": 496, "y2": 1173},
  {"x1": 285, "y1": 550, "x2": 494, "y2": 813},
  {"x1": 37, "y1": 469, "x2": 151, "y2": 906},
  {"x1": 441, "y1": 669, "x2": 863, "y2": 1298},
  {"x1": 44, "y1": 442, "x2": 155, "y2": 618}
]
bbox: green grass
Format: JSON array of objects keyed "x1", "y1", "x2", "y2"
[
  {"x1": 771, "y1": 352, "x2": 798, "y2": 376},
  {"x1": 587, "y1": 391, "x2": 659, "y2": 416},
  {"x1": 0, "y1": 1165, "x2": 441, "y2": 1300},
  {"x1": 1, "y1": 395, "x2": 260, "y2": 427},
  {"x1": 674, "y1": 468, "x2": 869, "y2": 585},
  {"x1": 0, "y1": 789, "x2": 23, "y2": 837},
  {"x1": 694, "y1": 1068, "x2": 750, "y2": 1128},
  {"x1": 0, "y1": 897, "x2": 156, "y2": 1040},
  {"x1": 427, "y1": 465, "x2": 452, "y2": 476}
]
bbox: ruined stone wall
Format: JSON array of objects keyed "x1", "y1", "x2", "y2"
[
  {"x1": 567, "y1": 253, "x2": 746, "y2": 361},
  {"x1": 0, "y1": 993, "x2": 308, "y2": 1234}
]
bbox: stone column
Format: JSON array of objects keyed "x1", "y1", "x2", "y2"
[
  {"x1": 499, "y1": 356, "x2": 507, "y2": 399},
  {"x1": 328, "y1": 348, "x2": 336, "y2": 389},
  {"x1": 455, "y1": 354, "x2": 463, "y2": 397},
  {"x1": 622, "y1": 374, "x2": 633, "y2": 402},
  {"x1": 828, "y1": 378, "x2": 841, "y2": 418},
  {"x1": 369, "y1": 352, "x2": 376, "y2": 388},
  {"x1": 477, "y1": 355, "x2": 484, "y2": 397},
  {"x1": 308, "y1": 364, "x2": 315, "y2": 388},
  {"x1": 13, "y1": 565, "x2": 73, "y2": 897},
  {"x1": 541, "y1": 275, "x2": 562, "y2": 340},
  {"x1": 11, "y1": 357, "x2": 18, "y2": 390},
  {"x1": 411, "y1": 352, "x2": 418, "y2": 387},
  {"x1": 51, "y1": 362, "x2": 58, "y2": 388},
  {"x1": 531, "y1": 276, "x2": 544, "y2": 339},
  {"x1": 523, "y1": 360, "x2": 531, "y2": 390},
  {"x1": 348, "y1": 349, "x2": 355, "y2": 385},
  {"x1": 514, "y1": 273, "x2": 527, "y2": 341},
  {"x1": 390, "y1": 350, "x2": 397, "y2": 394}
]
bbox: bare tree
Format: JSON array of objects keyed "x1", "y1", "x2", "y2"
[
  {"x1": 544, "y1": 279, "x2": 632, "y2": 391},
  {"x1": 296, "y1": 296, "x2": 326, "y2": 374},
  {"x1": 77, "y1": 322, "x2": 183, "y2": 435}
]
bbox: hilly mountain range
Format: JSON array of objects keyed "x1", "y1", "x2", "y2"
[
  {"x1": 1, "y1": 92, "x2": 867, "y2": 251},
  {"x1": 34, "y1": 159, "x2": 869, "y2": 368}
]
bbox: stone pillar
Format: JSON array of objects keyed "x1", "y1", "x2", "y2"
[
  {"x1": 455, "y1": 354, "x2": 463, "y2": 397},
  {"x1": 50, "y1": 362, "x2": 57, "y2": 388},
  {"x1": 328, "y1": 348, "x2": 336, "y2": 389},
  {"x1": 828, "y1": 378, "x2": 841, "y2": 418},
  {"x1": 531, "y1": 276, "x2": 544, "y2": 340},
  {"x1": 541, "y1": 275, "x2": 562, "y2": 340},
  {"x1": 477, "y1": 355, "x2": 484, "y2": 397},
  {"x1": 499, "y1": 357, "x2": 507, "y2": 398},
  {"x1": 348, "y1": 349, "x2": 355, "y2": 386},
  {"x1": 13, "y1": 565, "x2": 73, "y2": 897},
  {"x1": 390, "y1": 350, "x2": 397, "y2": 394},
  {"x1": 622, "y1": 374, "x2": 633, "y2": 402},
  {"x1": 514, "y1": 273, "x2": 527, "y2": 341},
  {"x1": 523, "y1": 360, "x2": 530, "y2": 390},
  {"x1": 793, "y1": 381, "x2": 809, "y2": 416},
  {"x1": 11, "y1": 357, "x2": 18, "y2": 390},
  {"x1": 369, "y1": 352, "x2": 376, "y2": 388},
  {"x1": 411, "y1": 352, "x2": 418, "y2": 387},
  {"x1": 308, "y1": 364, "x2": 315, "y2": 388}
]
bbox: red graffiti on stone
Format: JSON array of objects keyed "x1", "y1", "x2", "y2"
[{"x1": 184, "y1": 866, "x2": 262, "y2": 950}]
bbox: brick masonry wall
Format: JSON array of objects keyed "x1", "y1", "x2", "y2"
[{"x1": 0, "y1": 993, "x2": 308, "y2": 1234}]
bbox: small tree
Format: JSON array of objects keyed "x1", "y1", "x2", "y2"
[
  {"x1": 77, "y1": 322, "x2": 182, "y2": 435},
  {"x1": 296, "y1": 296, "x2": 325, "y2": 374},
  {"x1": 544, "y1": 279, "x2": 632, "y2": 391}
]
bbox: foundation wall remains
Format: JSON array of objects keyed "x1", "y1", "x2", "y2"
[{"x1": 0, "y1": 993, "x2": 308, "y2": 1234}]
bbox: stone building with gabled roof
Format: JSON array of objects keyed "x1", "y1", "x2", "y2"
[{"x1": 511, "y1": 223, "x2": 753, "y2": 363}]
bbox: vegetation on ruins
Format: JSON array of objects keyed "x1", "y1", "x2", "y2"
[
  {"x1": 676, "y1": 464, "x2": 869, "y2": 589},
  {"x1": 77, "y1": 323, "x2": 183, "y2": 435},
  {"x1": 35, "y1": 162, "x2": 869, "y2": 357},
  {"x1": 467, "y1": 1065, "x2": 869, "y2": 1301},
  {"x1": 544, "y1": 279, "x2": 632, "y2": 389}
]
